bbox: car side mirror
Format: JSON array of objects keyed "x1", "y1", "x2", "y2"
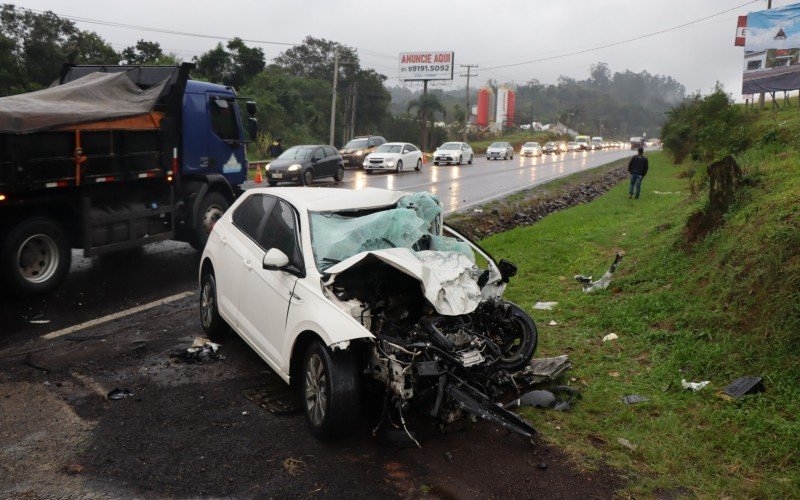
[
  {"x1": 246, "y1": 100, "x2": 257, "y2": 116},
  {"x1": 498, "y1": 259, "x2": 518, "y2": 283},
  {"x1": 262, "y1": 248, "x2": 290, "y2": 270}
]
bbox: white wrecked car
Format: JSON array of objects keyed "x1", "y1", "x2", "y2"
[{"x1": 199, "y1": 187, "x2": 538, "y2": 439}]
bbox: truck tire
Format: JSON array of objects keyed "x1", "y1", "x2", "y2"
[
  {"x1": 191, "y1": 192, "x2": 229, "y2": 251},
  {"x1": 1, "y1": 217, "x2": 72, "y2": 297}
]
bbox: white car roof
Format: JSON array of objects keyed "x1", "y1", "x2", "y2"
[{"x1": 246, "y1": 187, "x2": 408, "y2": 212}]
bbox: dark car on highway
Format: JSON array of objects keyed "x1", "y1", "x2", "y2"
[
  {"x1": 339, "y1": 135, "x2": 387, "y2": 167},
  {"x1": 265, "y1": 145, "x2": 345, "y2": 186}
]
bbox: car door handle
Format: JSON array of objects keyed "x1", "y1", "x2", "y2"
[{"x1": 243, "y1": 259, "x2": 253, "y2": 271}]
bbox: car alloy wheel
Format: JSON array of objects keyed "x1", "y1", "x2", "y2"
[
  {"x1": 395, "y1": 160, "x2": 403, "y2": 173},
  {"x1": 305, "y1": 352, "x2": 327, "y2": 428},
  {"x1": 303, "y1": 169, "x2": 314, "y2": 186}
]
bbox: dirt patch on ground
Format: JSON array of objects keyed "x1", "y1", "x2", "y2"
[
  {"x1": 446, "y1": 160, "x2": 628, "y2": 239},
  {"x1": 0, "y1": 296, "x2": 624, "y2": 498}
]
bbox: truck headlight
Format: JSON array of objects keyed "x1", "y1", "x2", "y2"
[{"x1": 288, "y1": 164, "x2": 301, "y2": 171}]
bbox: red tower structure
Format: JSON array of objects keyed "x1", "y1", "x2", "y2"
[
  {"x1": 476, "y1": 88, "x2": 490, "y2": 127},
  {"x1": 506, "y1": 90, "x2": 516, "y2": 127}
]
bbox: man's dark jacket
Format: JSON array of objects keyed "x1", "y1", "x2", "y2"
[{"x1": 628, "y1": 155, "x2": 649, "y2": 176}]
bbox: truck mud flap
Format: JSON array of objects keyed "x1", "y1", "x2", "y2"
[{"x1": 446, "y1": 383, "x2": 536, "y2": 439}]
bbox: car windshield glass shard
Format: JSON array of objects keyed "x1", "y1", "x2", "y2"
[
  {"x1": 278, "y1": 147, "x2": 314, "y2": 160},
  {"x1": 375, "y1": 144, "x2": 402, "y2": 153},
  {"x1": 440, "y1": 143, "x2": 460, "y2": 150},
  {"x1": 309, "y1": 192, "x2": 473, "y2": 271},
  {"x1": 344, "y1": 139, "x2": 368, "y2": 149}
]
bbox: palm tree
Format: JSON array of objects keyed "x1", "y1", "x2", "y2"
[{"x1": 407, "y1": 93, "x2": 446, "y2": 151}]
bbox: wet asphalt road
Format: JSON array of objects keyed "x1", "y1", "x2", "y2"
[{"x1": 0, "y1": 149, "x2": 632, "y2": 345}]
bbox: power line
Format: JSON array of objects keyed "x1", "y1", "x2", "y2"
[{"x1": 483, "y1": 0, "x2": 760, "y2": 71}]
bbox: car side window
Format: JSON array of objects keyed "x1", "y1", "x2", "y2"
[
  {"x1": 233, "y1": 194, "x2": 277, "y2": 242},
  {"x1": 325, "y1": 146, "x2": 337, "y2": 157},
  {"x1": 367, "y1": 139, "x2": 375, "y2": 148},
  {"x1": 313, "y1": 148, "x2": 324, "y2": 161},
  {"x1": 259, "y1": 201, "x2": 302, "y2": 270},
  {"x1": 402, "y1": 145, "x2": 410, "y2": 153},
  {"x1": 407, "y1": 145, "x2": 418, "y2": 152}
]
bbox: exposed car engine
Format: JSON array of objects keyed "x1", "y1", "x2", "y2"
[{"x1": 326, "y1": 259, "x2": 539, "y2": 441}]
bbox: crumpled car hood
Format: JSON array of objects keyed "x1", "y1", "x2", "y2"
[{"x1": 325, "y1": 248, "x2": 482, "y2": 316}]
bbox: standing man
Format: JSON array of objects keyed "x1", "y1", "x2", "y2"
[{"x1": 628, "y1": 147, "x2": 649, "y2": 199}]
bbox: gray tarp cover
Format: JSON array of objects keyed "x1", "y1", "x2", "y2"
[{"x1": 0, "y1": 72, "x2": 168, "y2": 134}]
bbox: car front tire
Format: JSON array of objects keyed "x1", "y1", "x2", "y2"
[
  {"x1": 395, "y1": 160, "x2": 403, "y2": 173},
  {"x1": 303, "y1": 340, "x2": 361, "y2": 439},
  {"x1": 415, "y1": 159, "x2": 421, "y2": 171},
  {"x1": 303, "y1": 169, "x2": 314, "y2": 186},
  {"x1": 334, "y1": 165, "x2": 345, "y2": 183}
]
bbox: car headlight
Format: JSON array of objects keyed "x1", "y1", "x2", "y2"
[
  {"x1": 288, "y1": 164, "x2": 301, "y2": 171},
  {"x1": 387, "y1": 161, "x2": 394, "y2": 167},
  {"x1": 264, "y1": 163, "x2": 270, "y2": 171},
  {"x1": 355, "y1": 150, "x2": 364, "y2": 156}
]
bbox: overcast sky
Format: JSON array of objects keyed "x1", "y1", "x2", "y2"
[{"x1": 11, "y1": 0, "x2": 786, "y2": 98}]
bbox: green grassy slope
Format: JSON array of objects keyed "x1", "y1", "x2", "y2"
[{"x1": 481, "y1": 145, "x2": 799, "y2": 496}]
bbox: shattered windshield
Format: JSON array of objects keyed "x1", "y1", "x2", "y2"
[
  {"x1": 375, "y1": 144, "x2": 402, "y2": 153},
  {"x1": 278, "y1": 146, "x2": 314, "y2": 160},
  {"x1": 309, "y1": 192, "x2": 475, "y2": 271}
]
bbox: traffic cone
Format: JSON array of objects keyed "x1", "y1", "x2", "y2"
[{"x1": 254, "y1": 163, "x2": 263, "y2": 184}]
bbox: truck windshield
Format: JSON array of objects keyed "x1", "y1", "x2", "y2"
[
  {"x1": 279, "y1": 147, "x2": 315, "y2": 160},
  {"x1": 344, "y1": 138, "x2": 369, "y2": 149}
]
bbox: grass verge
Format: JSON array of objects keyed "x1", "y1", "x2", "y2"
[{"x1": 475, "y1": 151, "x2": 799, "y2": 497}]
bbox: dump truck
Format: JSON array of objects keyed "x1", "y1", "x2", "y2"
[{"x1": 0, "y1": 63, "x2": 257, "y2": 296}]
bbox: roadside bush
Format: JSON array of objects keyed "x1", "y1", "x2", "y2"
[{"x1": 661, "y1": 84, "x2": 750, "y2": 163}]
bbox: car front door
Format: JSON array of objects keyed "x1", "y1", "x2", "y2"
[
  {"x1": 236, "y1": 198, "x2": 302, "y2": 365},
  {"x1": 311, "y1": 147, "x2": 326, "y2": 177}
]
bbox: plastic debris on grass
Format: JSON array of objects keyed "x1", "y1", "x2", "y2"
[
  {"x1": 506, "y1": 386, "x2": 581, "y2": 412},
  {"x1": 533, "y1": 301, "x2": 558, "y2": 310},
  {"x1": 621, "y1": 394, "x2": 650, "y2": 405},
  {"x1": 681, "y1": 379, "x2": 710, "y2": 391},
  {"x1": 721, "y1": 376, "x2": 765, "y2": 399},
  {"x1": 548, "y1": 320, "x2": 558, "y2": 326},
  {"x1": 575, "y1": 252, "x2": 624, "y2": 293},
  {"x1": 602, "y1": 333, "x2": 619, "y2": 342},
  {"x1": 617, "y1": 437, "x2": 638, "y2": 451}
]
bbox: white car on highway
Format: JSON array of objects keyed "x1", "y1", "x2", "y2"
[
  {"x1": 486, "y1": 141, "x2": 514, "y2": 160},
  {"x1": 362, "y1": 142, "x2": 422, "y2": 174},
  {"x1": 199, "y1": 187, "x2": 538, "y2": 439},
  {"x1": 519, "y1": 142, "x2": 542, "y2": 157},
  {"x1": 433, "y1": 141, "x2": 474, "y2": 165}
]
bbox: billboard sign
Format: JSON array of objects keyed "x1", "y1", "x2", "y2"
[
  {"x1": 743, "y1": 3, "x2": 800, "y2": 93},
  {"x1": 735, "y1": 15, "x2": 747, "y2": 46},
  {"x1": 399, "y1": 51, "x2": 454, "y2": 81}
]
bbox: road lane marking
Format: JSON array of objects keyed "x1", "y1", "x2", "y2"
[{"x1": 41, "y1": 291, "x2": 194, "y2": 340}]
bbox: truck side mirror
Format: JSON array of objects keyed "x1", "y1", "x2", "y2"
[
  {"x1": 246, "y1": 100, "x2": 257, "y2": 116},
  {"x1": 247, "y1": 117, "x2": 258, "y2": 143}
]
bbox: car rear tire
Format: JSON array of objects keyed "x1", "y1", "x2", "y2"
[
  {"x1": 395, "y1": 160, "x2": 403, "y2": 173},
  {"x1": 1, "y1": 216, "x2": 71, "y2": 297},
  {"x1": 415, "y1": 159, "x2": 421, "y2": 171},
  {"x1": 334, "y1": 165, "x2": 345, "y2": 183},
  {"x1": 199, "y1": 270, "x2": 228, "y2": 339},
  {"x1": 302, "y1": 340, "x2": 361, "y2": 439},
  {"x1": 190, "y1": 192, "x2": 229, "y2": 250},
  {"x1": 303, "y1": 169, "x2": 314, "y2": 186}
]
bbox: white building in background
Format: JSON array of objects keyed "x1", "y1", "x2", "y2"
[{"x1": 744, "y1": 50, "x2": 768, "y2": 72}]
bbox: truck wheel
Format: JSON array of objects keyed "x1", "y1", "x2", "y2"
[
  {"x1": 199, "y1": 269, "x2": 228, "y2": 339},
  {"x1": 334, "y1": 165, "x2": 345, "y2": 183},
  {"x1": 302, "y1": 340, "x2": 361, "y2": 439},
  {"x1": 191, "y1": 192, "x2": 229, "y2": 250},
  {"x1": 1, "y1": 217, "x2": 72, "y2": 297}
]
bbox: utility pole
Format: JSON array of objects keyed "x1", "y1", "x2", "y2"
[
  {"x1": 460, "y1": 64, "x2": 478, "y2": 143},
  {"x1": 759, "y1": 0, "x2": 773, "y2": 108},
  {"x1": 329, "y1": 49, "x2": 339, "y2": 146},
  {"x1": 527, "y1": 79, "x2": 536, "y2": 136},
  {"x1": 421, "y1": 80, "x2": 429, "y2": 152}
]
